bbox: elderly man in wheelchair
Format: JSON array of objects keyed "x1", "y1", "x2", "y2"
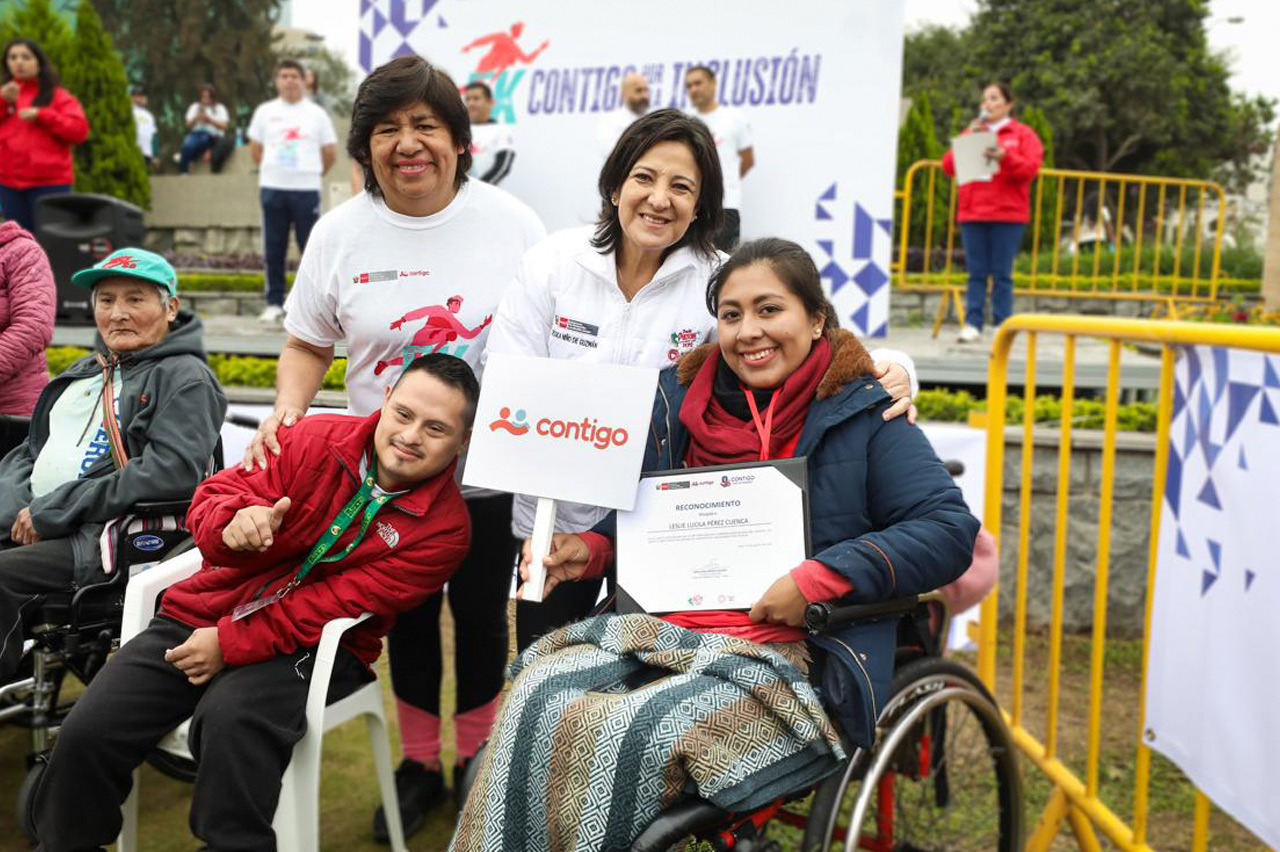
[
  {"x1": 452, "y1": 239, "x2": 1021, "y2": 852},
  {"x1": 0, "y1": 249, "x2": 226, "y2": 769}
]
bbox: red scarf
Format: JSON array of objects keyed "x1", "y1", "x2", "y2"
[{"x1": 680, "y1": 337, "x2": 831, "y2": 467}]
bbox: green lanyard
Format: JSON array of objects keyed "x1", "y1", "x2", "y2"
[{"x1": 231, "y1": 462, "x2": 392, "y2": 622}]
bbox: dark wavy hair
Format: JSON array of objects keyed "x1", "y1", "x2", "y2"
[
  {"x1": 591, "y1": 108, "x2": 724, "y2": 260},
  {"x1": 395, "y1": 352, "x2": 481, "y2": 428},
  {"x1": 706, "y1": 238, "x2": 840, "y2": 339},
  {"x1": 2, "y1": 38, "x2": 58, "y2": 107},
  {"x1": 347, "y1": 55, "x2": 472, "y2": 196}
]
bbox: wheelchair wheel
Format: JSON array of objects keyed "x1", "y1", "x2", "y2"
[
  {"x1": 16, "y1": 758, "x2": 45, "y2": 844},
  {"x1": 802, "y1": 657, "x2": 1022, "y2": 852}
]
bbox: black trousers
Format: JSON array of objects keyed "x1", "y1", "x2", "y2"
[
  {"x1": 515, "y1": 575, "x2": 606, "y2": 652},
  {"x1": 33, "y1": 616, "x2": 368, "y2": 852},
  {"x1": 0, "y1": 537, "x2": 77, "y2": 682},
  {"x1": 388, "y1": 495, "x2": 515, "y2": 734}
]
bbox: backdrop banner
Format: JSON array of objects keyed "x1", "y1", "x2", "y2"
[
  {"x1": 1145, "y1": 345, "x2": 1280, "y2": 848},
  {"x1": 358, "y1": 0, "x2": 904, "y2": 336}
]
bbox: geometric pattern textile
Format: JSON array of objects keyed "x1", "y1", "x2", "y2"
[{"x1": 450, "y1": 614, "x2": 844, "y2": 852}]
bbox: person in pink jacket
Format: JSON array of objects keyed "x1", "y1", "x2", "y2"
[
  {"x1": 0, "y1": 220, "x2": 55, "y2": 415},
  {"x1": 0, "y1": 38, "x2": 89, "y2": 233},
  {"x1": 941, "y1": 82, "x2": 1043, "y2": 343}
]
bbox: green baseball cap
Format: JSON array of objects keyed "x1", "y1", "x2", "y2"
[{"x1": 71, "y1": 248, "x2": 178, "y2": 297}]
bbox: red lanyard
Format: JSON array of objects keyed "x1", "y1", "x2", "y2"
[{"x1": 742, "y1": 389, "x2": 776, "y2": 461}]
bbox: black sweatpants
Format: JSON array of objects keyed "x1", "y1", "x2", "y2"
[
  {"x1": 0, "y1": 537, "x2": 77, "y2": 681},
  {"x1": 388, "y1": 494, "x2": 516, "y2": 758},
  {"x1": 33, "y1": 616, "x2": 368, "y2": 852}
]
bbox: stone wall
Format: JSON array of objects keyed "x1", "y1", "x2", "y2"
[{"x1": 993, "y1": 426, "x2": 1157, "y2": 636}]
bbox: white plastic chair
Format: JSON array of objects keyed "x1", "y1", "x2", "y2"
[{"x1": 117, "y1": 547, "x2": 407, "y2": 852}]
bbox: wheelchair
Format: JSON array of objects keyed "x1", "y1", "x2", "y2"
[
  {"x1": 0, "y1": 415, "x2": 221, "y2": 841},
  {"x1": 462, "y1": 592, "x2": 1022, "y2": 852}
]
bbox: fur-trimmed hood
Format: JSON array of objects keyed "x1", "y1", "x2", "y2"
[{"x1": 674, "y1": 329, "x2": 877, "y2": 400}]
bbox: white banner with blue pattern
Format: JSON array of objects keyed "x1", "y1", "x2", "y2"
[
  {"x1": 1146, "y1": 345, "x2": 1280, "y2": 847},
  {"x1": 357, "y1": 0, "x2": 903, "y2": 336}
]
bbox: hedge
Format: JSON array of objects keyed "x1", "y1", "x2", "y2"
[
  {"x1": 177, "y1": 273, "x2": 294, "y2": 294},
  {"x1": 46, "y1": 347, "x2": 347, "y2": 391}
]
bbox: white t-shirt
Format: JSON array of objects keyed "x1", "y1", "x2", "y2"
[
  {"x1": 284, "y1": 179, "x2": 546, "y2": 417},
  {"x1": 596, "y1": 108, "x2": 645, "y2": 159},
  {"x1": 688, "y1": 106, "x2": 752, "y2": 210},
  {"x1": 247, "y1": 97, "x2": 338, "y2": 191},
  {"x1": 469, "y1": 121, "x2": 516, "y2": 185},
  {"x1": 184, "y1": 102, "x2": 229, "y2": 138},
  {"x1": 133, "y1": 105, "x2": 156, "y2": 157},
  {"x1": 30, "y1": 372, "x2": 123, "y2": 497}
]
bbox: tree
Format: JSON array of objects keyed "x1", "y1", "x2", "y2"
[
  {"x1": 89, "y1": 0, "x2": 281, "y2": 165},
  {"x1": 964, "y1": 0, "x2": 1274, "y2": 191},
  {"x1": 1019, "y1": 105, "x2": 1058, "y2": 253},
  {"x1": 60, "y1": 0, "x2": 149, "y2": 207},
  {"x1": 896, "y1": 91, "x2": 948, "y2": 249},
  {"x1": 902, "y1": 24, "x2": 977, "y2": 149},
  {"x1": 0, "y1": 0, "x2": 73, "y2": 71}
]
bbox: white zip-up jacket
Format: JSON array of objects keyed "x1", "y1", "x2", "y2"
[{"x1": 484, "y1": 225, "x2": 917, "y2": 538}]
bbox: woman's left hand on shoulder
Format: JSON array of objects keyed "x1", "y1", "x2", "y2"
[
  {"x1": 874, "y1": 361, "x2": 918, "y2": 425},
  {"x1": 749, "y1": 573, "x2": 808, "y2": 628}
]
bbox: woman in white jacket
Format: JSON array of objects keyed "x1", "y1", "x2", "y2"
[{"x1": 485, "y1": 108, "x2": 918, "y2": 648}]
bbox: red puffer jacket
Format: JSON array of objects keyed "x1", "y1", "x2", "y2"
[
  {"x1": 0, "y1": 79, "x2": 89, "y2": 189},
  {"x1": 160, "y1": 411, "x2": 471, "y2": 668},
  {"x1": 941, "y1": 118, "x2": 1043, "y2": 223},
  {"x1": 0, "y1": 221, "x2": 54, "y2": 414}
]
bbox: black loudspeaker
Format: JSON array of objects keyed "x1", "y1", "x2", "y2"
[{"x1": 35, "y1": 193, "x2": 146, "y2": 324}]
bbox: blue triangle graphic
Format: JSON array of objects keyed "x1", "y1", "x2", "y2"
[
  {"x1": 1265, "y1": 357, "x2": 1280, "y2": 389},
  {"x1": 877, "y1": 217, "x2": 893, "y2": 235},
  {"x1": 1201, "y1": 569, "x2": 1219, "y2": 596},
  {"x1": 1164, "y1": 447, "x2": 1183, "y2": 519},
  {"x1": 1175, "y1": 528, "x2": 1190, "y2": 558},
  {"x1": 819, "y1": 183, "x2": 837, "y2": 201},
  {"x1": 852, "y1": 204, "x2": 873, "y2": 259},
  {"x1": 1186, "y1": 348, "x2": 1202, "y2": 393},
  {"x1": 819, "y1": 260, "x2": 848, "y2": 294},
  {"x1": 1225, "y1": 382, "x2": 1260, "y2": 442},
  {"x1": 438, "y1": 14, "x2": 447, "y2": 27},
  {"x1": 1197, "y1": 477, "x2": 1221, "y2": 509},
  {"x1": 1207, "y1": 539, "x2": 1222, "y2": 571},
  {"x1": 815, "y1": 203, "x2": 832, "y2": 221},
  {"x1": 817, "y1": 239, "x2": 835, "y2": 258},
  {"x1": 373, "y1": 7, "x2": 388, "y2": 33},
  {"x1": 1239, "y1": 445, "x2": 1248, "y2": 470},
  {"x1": 1204, "y1": 442, "x2": 1221, "y2": 468},
  {"x1": 1261, "y1": 393, "x2": 1279, "y2": 425},
  {"x1": 851, "y1": 302, "x2": 870, "y2": 334},
  {"x1": 1172, "y1": 380, "x2": 1187, "y2": 423},
  {"x1": 1183, "y1": 415, "x2": 1196, "y2": 454},
  {"x1": 1246, "y1": 569, "x2": 1256, "y2": 592},
  {"x1": 868, "y1": 320, "x2": 888, "y2": 338},
  {"x1": 1212, "y1": 348, "x2": 1229, "y2": 402}
]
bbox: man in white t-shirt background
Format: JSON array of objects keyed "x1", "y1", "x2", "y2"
[
  {"x1": 684, "y1": 65, "x2": 754, "y2": 251},
  {"x1": 465, "y1": 81, "x2": 516, "y2": 186},
  {"x1": 248, "y1": 58, "x2": 338, "y2": 324},
  {"x1": 130, "y1": 86, "x2": 156, "y2": 169},
  {"x1": 596, "y1": 71, "x2": 651, "y2": 158}
]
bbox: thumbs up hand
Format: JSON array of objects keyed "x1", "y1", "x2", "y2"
[{"x1": 223, "y1": 496, "x2": 292, "y2": 552}]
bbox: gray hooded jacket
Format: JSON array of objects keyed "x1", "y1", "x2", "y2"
[{"x1": 0, "y1": 311, "x2": 227, "y2": 582}]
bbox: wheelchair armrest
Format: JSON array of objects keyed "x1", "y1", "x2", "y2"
[
  {"x1": 128, "y1": 500, "x2": 193, "y2": 518},
  {"x1": 805, "y1": 591, "x2": 945, "y2": 634},
  {"x1": 120, "y1": 548, "x2": 205, "y2": 644},
  {"x1": 304, "y1": 612, "x2": 374, "y2": 729}
]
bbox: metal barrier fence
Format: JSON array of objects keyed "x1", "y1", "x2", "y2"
[
  {"x1": 894, "y1": 161, "x2": 1237, "y2": 336},
  {"x1": 975, "y1": 315, "x2": 1280, "y2": 851}
]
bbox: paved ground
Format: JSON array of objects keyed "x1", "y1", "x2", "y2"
[{"x1": 53, "y1": 314, "x2": 1164, "y2": 394}]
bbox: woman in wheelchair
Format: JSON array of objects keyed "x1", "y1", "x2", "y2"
[
  {"x1": 452, "y1": 238, "x2": 983, "y2": 851},
  {"x1": 0, "y1": 248, "x2": 226, "y2": 683}
]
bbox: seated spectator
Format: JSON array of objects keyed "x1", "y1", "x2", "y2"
[
  {"x1": 32, "y1": 353, "x2": 475, "y2": 851},
  {"x1": 454, "y1": 239, "x2": 978, "y2": 849},
  {"x1": 0, "y1": 248, "x2": 226, "y2": 682},
  {"x1": 130, "y1": 85, "x2": 156, "y2": 168},
  {"x1": 0, "y1": 219, "x2": 55, "y2": 415},
  {"x1": 178, "y1": 84, "x2": 229, "y2": 174}
]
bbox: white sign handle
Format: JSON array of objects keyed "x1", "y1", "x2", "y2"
[{"x1": 523, "y1": 497, "x2": 557, "y2": 603}]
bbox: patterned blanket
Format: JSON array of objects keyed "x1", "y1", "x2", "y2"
[{"x1": 450, "y1": 614, "x2": 844, "y2": 852}]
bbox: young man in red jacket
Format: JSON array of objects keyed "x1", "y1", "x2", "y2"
[{"x1": 31, "y1": 353, "x2": 477, "y2": 852}]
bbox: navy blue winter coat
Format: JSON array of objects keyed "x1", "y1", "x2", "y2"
[{"x1": 609, "y1": 330, "x2": 979, "y2": 746}]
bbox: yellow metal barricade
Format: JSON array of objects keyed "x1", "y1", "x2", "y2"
[
  {"x1": 893, "y1": 161, "x2": 1237, "y2": 337},
  {"x1": 976, "y1": 315, "x2": 1280, "y2": 852}
]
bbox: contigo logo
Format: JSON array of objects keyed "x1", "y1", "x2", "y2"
[{"x1": 488, "y1": 404, "x2": 629, "y2": 451}]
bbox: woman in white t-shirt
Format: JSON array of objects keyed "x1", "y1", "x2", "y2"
[
  {"x1": 242, "y1": 56, "x2": 544, "y2": 841},
  {"x1": 178, "y1": 84, "x2": 229, "y2": 173},
  {"x1": 485, "y1": 109, "x2": 919, "y2": 651}
]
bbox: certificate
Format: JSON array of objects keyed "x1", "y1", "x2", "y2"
[
  {"x1": 949, "y1": 131, "x2": 1000, "y2": 186},
  {"x1": 615, "y1": 459, "x2": 809, "y2": 614}
]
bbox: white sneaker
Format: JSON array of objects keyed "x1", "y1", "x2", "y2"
[
  {"x1": 956, "y1": 324, "x2": 981, "y2": 343},
  {"x1": 258, "y1": 305, "x2": 285, "y2": 324}
]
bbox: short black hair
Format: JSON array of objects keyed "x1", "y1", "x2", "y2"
[
  {"x1": 591, "y1": 108, "x2": 724, "y2": 261},
  {"x1": 706, "y1": 238, "x2": 840, "y2": 340},
  {"x1": 685, "y1": 65, "x2": 715, "y2": 83},
  {"x1": 2, "y1": 39, "x2": 58, "y2": 107},
  {"x1": 465, "y1": 81, "x2": 493, "y2": 100},
  {"x1": 393, "y1": 353, "x2": 480, "y2": 428},
  {"x1": 348, "y1": 55, "x2": 472, "y2": 197},
  {"x1": 275, "y1": 58, "x2": 305, "y2": 77}
]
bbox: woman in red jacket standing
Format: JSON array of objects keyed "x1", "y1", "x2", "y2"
[
  {"x1": 0, "y1": 39, "x2": 89, "y2": 233},
  {"x1": 941, "y1": 82, "x2": 1043, "y2": 343}
]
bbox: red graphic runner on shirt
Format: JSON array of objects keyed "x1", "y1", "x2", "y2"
[{"x1": 374, "y1": 295, "x2": 492, "y2": 376}]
